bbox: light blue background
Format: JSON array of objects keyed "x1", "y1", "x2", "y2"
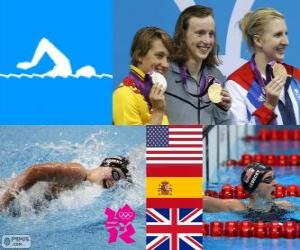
[
  {"x1": 114, "y1": 0, "x2": 300, "y2": 87},
  {"x1": 0, "y1": 0, "x2": 112, "y2": 124}
]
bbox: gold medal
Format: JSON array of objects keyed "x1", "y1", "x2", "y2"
[{"x1": 208, "y1": 83, "x2": 222, "y2": 103}]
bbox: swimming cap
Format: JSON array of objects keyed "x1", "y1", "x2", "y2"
[
  {"x1": 241, "y1": 162, "x2": 272, "y2": 193},
  {"x1": 100, "y1": 156, "x2": 132, "y2": 181}
]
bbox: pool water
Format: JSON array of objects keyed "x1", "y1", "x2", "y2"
[
  {"x1": 204, "y1": 139, "x2": 300, "y2": 250},
  {"x1": 0, "y1": 126, "x2": 146, "y2": 249}
]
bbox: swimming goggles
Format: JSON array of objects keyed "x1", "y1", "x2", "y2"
[
  {"x1": 261, "y1": 174, "x2": 275, "y2": 184},
  {"x1": 111, "y1": 168, "x2": 122, "y2": 182}
]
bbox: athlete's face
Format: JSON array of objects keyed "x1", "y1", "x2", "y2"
[
  {"x1": 184, "y1": 16, "x2": 215, "y2": 63},
  {"x1": 256, "y1": 171, "x2": 276, "y2": 199},
  {"x1": 102, "y1": 167, "x2": 126, "y2": 189},
  {"x1": 137, "y1": 39, "x2": 170, "y2": 75},
  {"x1": 255, "y1": 18, "x2": 289, "y2": 62}
]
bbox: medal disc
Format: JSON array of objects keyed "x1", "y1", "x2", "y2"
[
  {"x1": 273, "y1": 63, "x2": 287, "y2": 78},
  {"x1": 150, "y1": 71, "x2": 167, "y2": 91},
  {"x1": 208, "y1": 83, "x2": 222, "y2": 103}
]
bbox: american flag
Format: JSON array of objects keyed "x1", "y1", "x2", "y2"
[
  {"x1": 146, "y1": 208, "x2": 203, "y2": 250},
  {"x1": 146, "y1": 125, "x2": 203, "y2": 167}
]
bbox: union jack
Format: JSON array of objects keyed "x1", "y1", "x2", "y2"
[{"x1": 146, "y1": 208, "x2": 203, "y2": 250}]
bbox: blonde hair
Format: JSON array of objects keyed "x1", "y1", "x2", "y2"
[{"x1": 239, "y1": 8, "x2": 284, "y2": 50}]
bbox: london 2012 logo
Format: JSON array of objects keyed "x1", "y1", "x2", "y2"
[
  {"x1": 174, "y1": 0, "x2": 255, "y2": 76},
  {"x1": 104, "y1": 204, "x2": 136, "y2": 244}
]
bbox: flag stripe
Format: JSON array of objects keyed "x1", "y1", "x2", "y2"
[
  {"x1": 146, "y1": 209, "x2": 165, "y2": 223},
  {"x1": 169, "y1": 135, "x2": 202, "y2": 138},
  {"x1": 180, "y1": 208, "x2": 202, "y2": 223},
  {"x1": 147, "y1": 156, "x2": 202, "y2": 160},
  {"x1": 146, "y1": 151, "x2": 202, "y2": 154},
  {"x1": 167, "y1": 131, "x2": 203, "y2": 135},
  {"x1": 184, "y1": 235, "x2": 203, "y2": 250},
  {"x1": 147, "y1": 235, "x2": 169, "y2": 250},
  {"x1": 147, "y1": 198, "x2": 202, "y2": 208},
  {"x1": 146, "y1": 154, "x2": 202, "y2": 158},
  {"x1": 169, "y1": 125, "x2": 202, "y2": 128},
  {"x1": 146, "y1": 160, "x2": 203, "y2": 164},
  {"x1": 147, "y1": 166, "x2": 202, "y2": 177},
  {"x1": 169, "y1": 128, "x2": 202, "y2": 132},
  {"x1": 147, "y1": 225, "x2": 203, "y2": 234},
  {"x1": 147, "y1": 147, "x2": 202, "y2": 151},
  {"x1": 169, "y1": 141, "x2": 202, "y2": 145}
]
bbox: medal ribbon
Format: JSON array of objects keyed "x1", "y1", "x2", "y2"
[
  {"x1": 126, "y1": 70, "x2": 153, "y2": 106},
  {"x1": 179, "y1": 65, "x2": 216, "y2": 97},
  {"x1": 249, "y1": 55, "x2": 275, "y2": 96}
]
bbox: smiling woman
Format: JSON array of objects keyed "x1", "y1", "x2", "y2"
[
  {"x1": 226, "y1": 7, "x2": 300, "y2": 125},
  {"x1": 113, "y1": 27, "x2": 173, "y2": 125},
  {"x1": 165, "y1": 5, "x2": 232, "y2": 125}
]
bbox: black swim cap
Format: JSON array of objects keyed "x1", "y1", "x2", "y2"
[
  {"x1": 100, "y1": 156, "x2": 131, "y2": 181},
  {"x1": 241, "y1": 162, "x2": 272, "y2": 193}
]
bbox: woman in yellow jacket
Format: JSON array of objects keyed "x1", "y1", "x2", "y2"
[{"x1": 113, "y1": 27, "x2": 173, "y2": 125}]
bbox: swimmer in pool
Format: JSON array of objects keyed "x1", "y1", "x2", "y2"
[
  {"x1": 0, "y1": 156, "x2": 131, "y2": 211},
  {"x1": 204, "y1": 162, "x2": 292, "y2": 213}
]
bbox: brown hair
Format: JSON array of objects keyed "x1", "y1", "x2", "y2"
[
  {"x1": 130, "y1": 27, "x2": 173, "y2": 66},
  {"x1": 239, "y1": 8, "x2": 284, "y2": 51},
  {"x1": 173, "y1": 5, "x2": 220, "y2": 67}
]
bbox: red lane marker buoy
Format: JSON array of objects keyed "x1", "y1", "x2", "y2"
[
  {"x1": 286, "y1": 185, "x2": 299, "y2": 197},
  {"x1": 220, "y1": 184, "x2": 234, "y2": 199},
  {"x1": 232, "y1": 154, "x2": 300, "y2": 167},
  {"x1": 206, "y1": 184, "x2": 300, "y2": 199},
  {"x1": 277, "y1": 155, "x2": 288, "y2": 166},
  {"x1": 239, "y1": 221, "x2": 253, "y2": 237},
  {"x1": 269, "y1": 222, "x2": 283, "y2": 238},
  {"x1": 289, "y1": 154, "x2": 300, "y2": 166},
  {"x1": 273, "y1": 184, "x2": 286, "y2": 198},
  {"x1": 224, "y1": 221, "x2": 238, "y2": 237},
  {"x1": 253, "y1": 221, "x2": 267, "y2": 238},
  {"x1": 206, "y1": 221, "x2": 300, "y2": 238},
  {"x1": 210, "y1": 221, "x2": 224, "y2": 237},
  {"x1": 283, "y1": 221, "x2": 297, "y2": 239}
]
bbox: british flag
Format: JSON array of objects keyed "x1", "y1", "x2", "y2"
[{"x1": 146, "y1": 207, "x2": 203, "y2": 250}]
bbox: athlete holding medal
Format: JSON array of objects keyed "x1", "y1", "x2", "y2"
[
  {"x1": 165, "y1": 5, "x2": 232, "y2": 125},
  {"x1": 226, "y1": 8, "x2": 300, "y2": 125},
  {"x1": 113, "y1": 27, "x2": 173, "y2": 125}
]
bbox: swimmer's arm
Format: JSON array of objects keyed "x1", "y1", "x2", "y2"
[
  {"x1": 0, "y1": 163, "x2": 87, "y2": 209},
  {"x1": 275, "y1": 200, "x2": 293, "y2": 209},
  {"x1": 204, "y1": 196, "x2": 246, "y2": 212}
]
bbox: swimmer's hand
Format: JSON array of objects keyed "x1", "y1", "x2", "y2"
[
  {"x1": 276, "y1": 200, "x2": 293, "y2": 210},
  {"x1": 16, "y1": 62, "x2": 34, "y2": 70}
]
